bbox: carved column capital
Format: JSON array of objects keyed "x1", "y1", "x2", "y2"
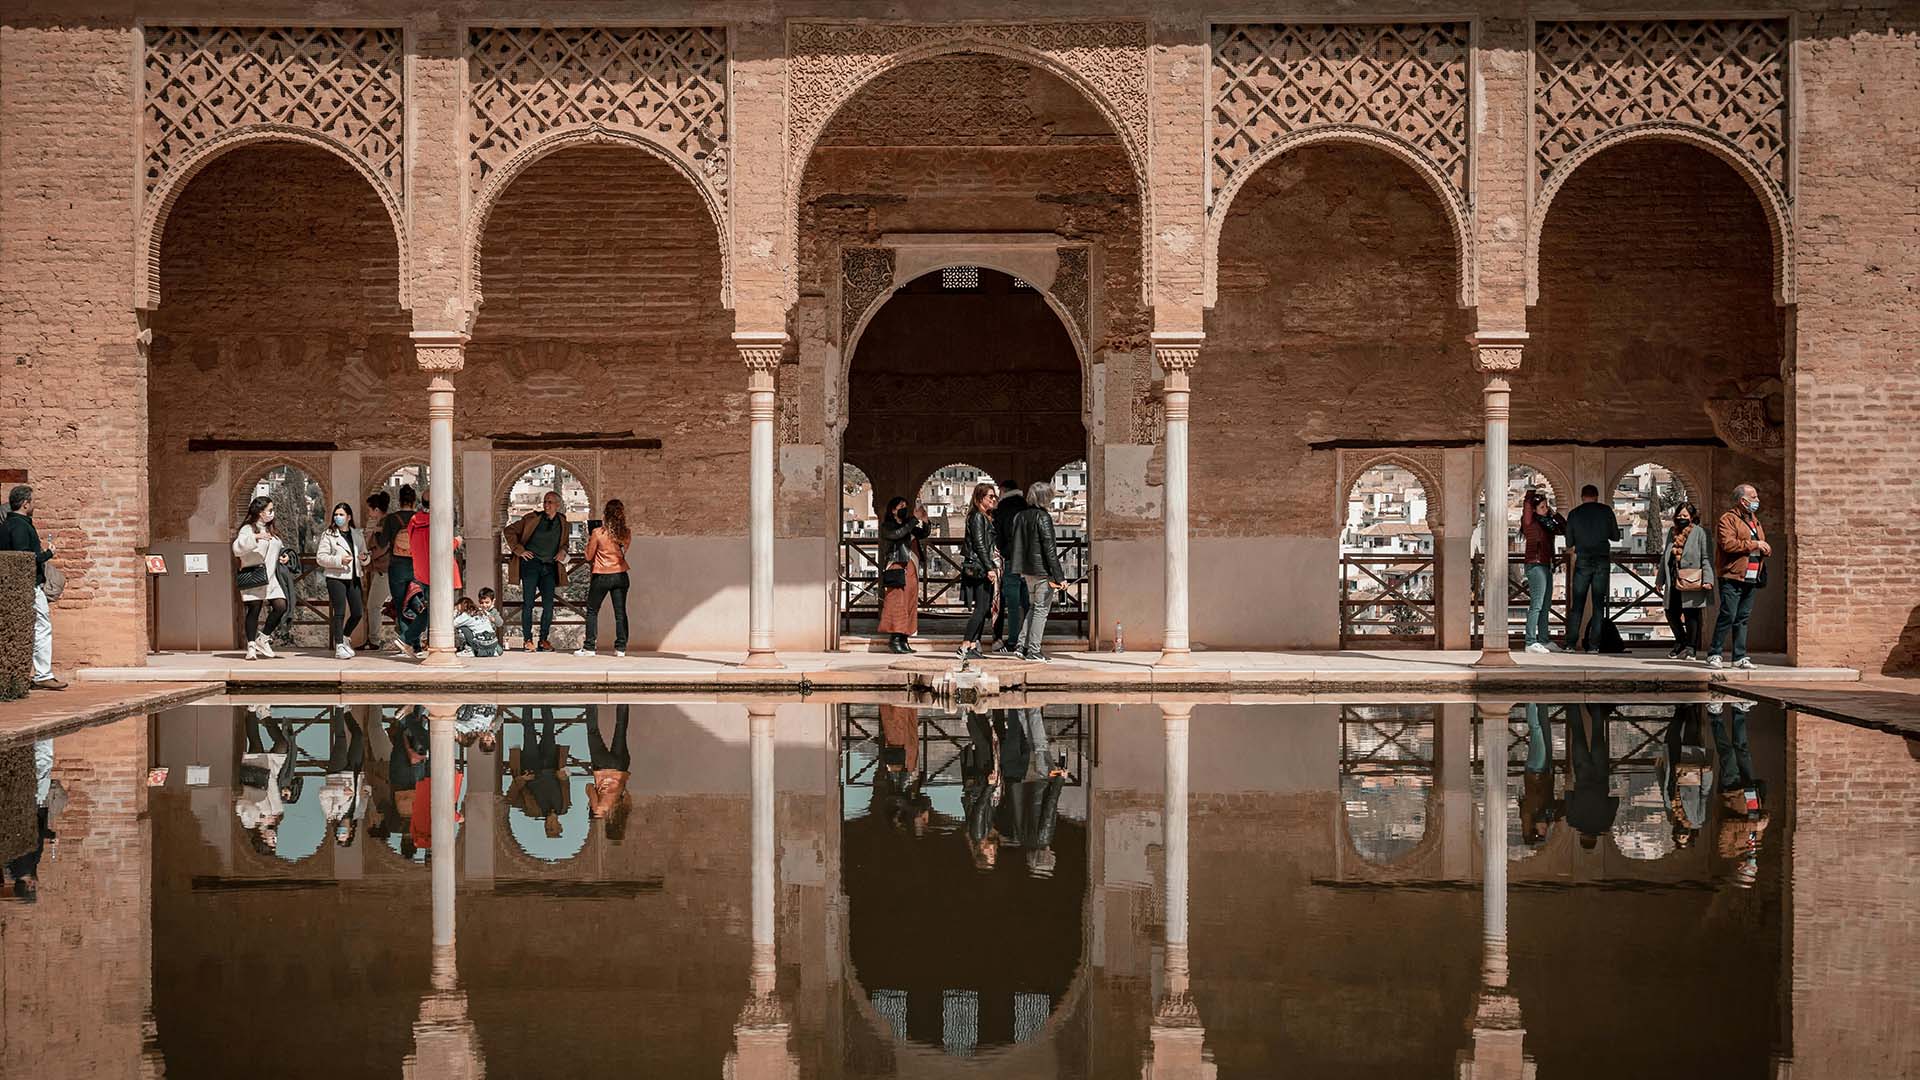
[
  {"x1": 1151, "y1": 330, "x2": 1204, "y2": 376},
  {"x1": 412, "y1": 330, "x2": 468, "y2": 373},
  {"x1": 1469, "y1": 329, "x2": 1527, "y2": 374}
]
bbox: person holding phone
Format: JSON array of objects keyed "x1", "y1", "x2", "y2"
[
  {"x1": 577, "y1": 499, "x2": 633, "y2": 657},
  {"x1": 1519, "y1": 489, "x2": 1566, "y2": 654},
  {"x1": 876, "y1": 496, "x2": 930, "y2": 654}
]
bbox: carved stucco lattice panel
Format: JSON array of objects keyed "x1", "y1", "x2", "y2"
[
  {"x1": 467, "y1": 26, "x2": 729, "y2": 201},
  {"x1": 840, "y1": 247, "x2": 895, "y2": 346},
  {"x1": 1210, "y1": 22, "x2": 1471, "y2": 204},
  {"x1": 1534, "y1": 19, "x2": 1788, "y2": 189},
  {"x1": 1053, "y1": 247, "x2": 1092, "y2": 350},
  {"x1": 1129, "y1": 360, "x2": 1164, "y2": 447},
  {"x1": 143, "y1": 26, "x2": 406, "y2": 201}
]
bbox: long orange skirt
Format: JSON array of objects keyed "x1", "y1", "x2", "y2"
[{"x1": 876, "y1": 559, "x2": 919, "y2": 636}]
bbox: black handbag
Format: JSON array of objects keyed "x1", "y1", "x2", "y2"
[
  {"x1": 881, "y1": 565, "x2": 907, "y2": 589},
  {"x1": 235, "y1": 564, "x2": 268, "y2": 590}
]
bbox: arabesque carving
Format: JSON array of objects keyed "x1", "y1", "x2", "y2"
[
  {"x1": 143, "y1": 26, "x2": 405, "y2": 203},
  {"x1": 1705, "y1": 397, "x2": 1785, "y2": 461},
  {"x1": 840, "y1": 247, "x2": 896, "y2": 346},
  {"x1": 1534, "y1": 19, "x2": 1788, "y2": 190},
  {"x1": 789, "y1": 20, "x2": 1152, "y2": 303},
  {"x1": 1053, "y1": 247, "x2": 1092, "y2": 349},
  {"x1": 1210, "y1": 22, "x2": 1471, "y2": 205}
]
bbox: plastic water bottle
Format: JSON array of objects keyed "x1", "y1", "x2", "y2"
[{"x1": 1113, "y1": 623, "x2": 1124, "y2": 653}]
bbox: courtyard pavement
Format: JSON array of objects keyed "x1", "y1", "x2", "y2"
[{"x1": 70, "y1": 646, "x2": 1857, "y2": 696}]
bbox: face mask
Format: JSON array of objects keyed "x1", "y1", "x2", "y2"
[
  {"x1": 334, "y1": 514, "x2": 348, "y2": 528},
  {"x1": 263, "y1": 509, "x2": 275, "y2": 523},
  {"x1": 1675, "y1": 517, "x2": 1690, "y2": 528},
  {"x1": 1744, "y1": 499, "x2": 1760, "y2": 513}
]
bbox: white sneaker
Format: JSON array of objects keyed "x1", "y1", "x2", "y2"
[
  {"x1": 394, "y1": 640, "x2": 418, "y2": 660},
  {"x1": 1525, "y1": 643, "x2": 1550, "y2": 654},
  {"x1": 1706, "y1": 654, "x2": 1724, "y2": 669},
  {"x1": 255, "y1": 635, "x2": 276, "y2": 659},
  {"x1": 245, "y1": 641, "x2": 260, "y2": 661},
  {"x1": 456, "y1": 648, "x2": 474, "y2": 658},
  {"x1": 334, "y1": 643, "x2": 354, "y2": 660},
  {"x1": 1733, "y1": 656, "x2": 1755, "y2": 670},
  {"x1": 574, "y1": 648, "x2": 595, "y2": 657},
  {"x1": 614, "y1": 650, "x2": 626, "y2": 658}
]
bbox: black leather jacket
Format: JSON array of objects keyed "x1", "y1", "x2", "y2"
[
  {"x1": 878, "y1": 514, "x2": 929, "y2": 567},
  {"x1": 961, "y1": 509, "x2": 998, "y2": 579},
  {"x1": 1007, "y1": 506, "x2": 1065, "y2": 582}
]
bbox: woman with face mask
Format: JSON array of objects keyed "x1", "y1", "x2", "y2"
[
  {"x1": 316, "y1": 501, "x2": 368, "y2": 660},
  {"x1": 1654, "y1": 501, "x2": 1713, "y2": 660},
  {"x1": 232, "y1": 496, "x2": 289, "y2": 661}
]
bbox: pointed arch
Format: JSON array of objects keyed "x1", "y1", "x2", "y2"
[
  {"x1": 1529, "y1": 123, "x2": 1793, "y2": 306},
  {"x1": 1207, "y1": 126, "x2": 1476, "y2": 310},
  {"x1": 466, "y1": 123, "x2": 733, "y2": 313},
  {"x1": 140, "y1": 124, "x2": 409, "y2": 313}
]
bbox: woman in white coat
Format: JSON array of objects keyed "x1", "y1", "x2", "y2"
[
  {"x1": 232, "y1": 495, "x2": 290, "y2": 661},
  {"x1": 316, "y1": 501, "x2": 368, "y2": 660}
]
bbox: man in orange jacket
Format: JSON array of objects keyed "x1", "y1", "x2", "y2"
[{"x1": 1707, "y1": 483, "x2": 1771, "y2": 670}]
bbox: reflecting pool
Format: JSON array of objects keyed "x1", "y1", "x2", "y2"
[{"x1": 2, "y1": 697, "x2": 1916, "y2": 1078}]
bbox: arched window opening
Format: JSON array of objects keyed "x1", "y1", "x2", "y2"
[
  {"x1": 1340, "y1": 464, "x2": 1436, "y2": 646},
  {"x1": 914, "y1": 463, "x2": 992, "y2": 539},
  {"x1": 842, "y1": 463, "x2": 877, "y2": 537},
  {"x1": 1611, "y1": 462, "x2": 1692, "y2": 556},
  {"x1": 498, "y1": 463, "x2": 594, "y2": 649},
  {"x1": 249, "y1": 465, "x2": 328, "y2": 647},
  {"x1": 1339, "y1": 706, "x2": 1435, "y2": 865}
]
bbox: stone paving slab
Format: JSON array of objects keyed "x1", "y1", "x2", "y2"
[
  {"x1": 0, "y1": 681, "x2": 218, "y2": 743},
  {"x1": 78, "y1": 648, "x2": 1858, "y2": 697},
  {"x1": 1724, "y1": 681, "x2": 1920, "y2": 737}
]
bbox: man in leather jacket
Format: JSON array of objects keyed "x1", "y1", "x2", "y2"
[
  {"x1": 1007, "y1": 481, "x2": 1067, "y2": 662},
  {"x1": 991, "y1": 482, "x2": 1029, "y2": 654}
]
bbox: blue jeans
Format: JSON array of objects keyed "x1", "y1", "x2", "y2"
[
  {"x1": 1021, "y1": 575, "x2": 1055, "y2": 656},
  {"x1": 520, "y1": 557, "x2": 559, "y2": 645},
  {"x1": 1709, "y1": 579, "x2": 1758, "y2": 660},
  {"x1": 996, "y1": 572, "x2": 1029, "y2": 650},
  {"x1": 1524, "y1": 562, "x2": 1553, "y2": 646}
]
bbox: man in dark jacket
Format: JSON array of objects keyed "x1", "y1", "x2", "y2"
[
  {"x1": 991, "y1": 481, "x2": 1029, "y2": 654},
  {"x1": 1007, "y1": 482, "x2": 1067, "y2": 662},
  {"x1": 1566, "y1": 703, "x2": 1619, "y2": 849},
  {"x1": 1561, "y1": 484, "x2": 1620, "y2": 653},
  {"x1": 1, "y1": 485, "x2": 64, "y2": 690}
]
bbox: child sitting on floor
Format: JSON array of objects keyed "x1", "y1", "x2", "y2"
[{"x1": 453, "y1": 596, "x2": 503, "y2": 657}]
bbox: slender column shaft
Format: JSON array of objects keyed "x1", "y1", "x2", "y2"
[
  {"x1": 429, "y1": 706, "x2": 457, "y2": 949},
  {"x1": 1163, "y1": 704, "x2": 1191, "y2": 974},
  {"x1": 426, "y1": 378, "x2": 458, "y2": 661},
  {"x1": 749, "y1": 705, "x2": 777, "y2": 993},
  {"x1": 1481, "y1": 704, "x2": 1511, "y2": 988},
  {"x1": 1472, "y1": 333, "x2": 1525, "y2": 667},
  {"x1": 1154, "y1": 333, "x2": 1202, "y2": 667},
  {"x1": 737, "y1": 333, "x2": 787, "y2": 668}
]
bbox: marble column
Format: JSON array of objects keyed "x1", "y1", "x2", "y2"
[
  {"x1": 1471, "y1": 332, "x2": 1526, "y2": 667},
  {"x1": 1147, "y1": 703, "x2": 1213, "y2": 1079},
  {"x1": 1153, "y1": 332, "x2": 1203, "y2": 667},
  {"x1": 727, "y1": 704, "x2": 797, "y2": 1078},
  {"x1": 1457, "y1": 700, "x2": 1530, "y2": 1079},
  {"x1": 414, "y1": 332, "x2": 467, "y2": 667},
  {"x1": 407, "y1": 705, "x2": 484, "y2": 1079},
  {"x1": 736, "y1": 333, "x2": 787, "y2": 669}
]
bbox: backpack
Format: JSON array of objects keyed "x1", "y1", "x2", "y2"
[{"x1": 1597, "y1": 617, "x2": 1627, "y2": 654}]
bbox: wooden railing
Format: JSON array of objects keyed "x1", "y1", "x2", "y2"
[
  {"x1": 1338, "y1": 553, "x2": 1439, "y2": 648},
  {"x1": 1471, "y1": 553, "x2": 1669, "y2": 644},
  {"x1": 839, "y1": 535, "x2": 1091, "y2": 637}
]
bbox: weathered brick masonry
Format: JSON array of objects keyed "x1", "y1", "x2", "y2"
[{"x1": 0, "y1": 5, "x2": 1914, "y2": 668}]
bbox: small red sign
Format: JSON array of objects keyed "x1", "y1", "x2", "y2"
[{"x1": 145, "y1": 554, "x2": 168, "y2": 574}]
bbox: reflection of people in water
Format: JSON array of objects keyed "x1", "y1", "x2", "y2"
[
  {"x1": 2, "y1": 739, "x2": 56, "y2": 902},
  {"x1": 508, "y1": 707, "x2": 568, "y2": 839},
  {"x1": 1519, "y1": 704, "x2": 1562, "y2": 847},
  {"x1": 961, "y1": 711, "x2": 1003, "y2": 870},
  {"x1": 408, "y1": 706, "x2": 464, "y2": 857},
  {"x1": 1709, "y1": 699, "x2": 1769, "y2": 886},
  {"x1": 236, "y1": 705, "x2": 295, "y2": 855},
  {"x1": 1566, "y1": 703, "x2": 1619, "y2": 849},
  {"x1": 453, "y1": 703, "x2": 501, "y2": 753},
  {"x1": 1658, "y1": 704, "x2": 1713, "y2": 849},
  {"x1": 319, "y1": 708, "x2": 369, "y2": 847},
  {"x1": 996, "y1": 708, "x2": 1069, "y2": 877},
  {"x1": 875, "y1": 705, "x2": 931, "y2": 835},
  {"x1": 586, "y1": 705, "x2": 632, "y2": 842},
  {"x1": 390, "y1": 706, "x2": 431, "y2": 859}
]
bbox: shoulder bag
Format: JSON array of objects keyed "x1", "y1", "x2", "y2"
[{"x1": 40, "y1": 560, "x2": 65, "y2": 602}]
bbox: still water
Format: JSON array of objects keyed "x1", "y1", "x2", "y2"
[{"x1": 2, "y1": 697, "x2": 1916, "y2": 1078}]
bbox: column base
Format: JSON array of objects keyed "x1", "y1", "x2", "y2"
[
  {"x1": 741, "y1": 649, "x2": 785, "y2": 670},
  {"x1": 1472, "y1": 647, "x2": 1519, "y2": 668},
  {"x1": 1154, "y1": 647, "x2": 1194, "y2": 668},
  {"x1": 418, "y1": 648, "x2": 465, "y2": 669}
]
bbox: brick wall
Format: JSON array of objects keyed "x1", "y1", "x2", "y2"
[
  {"x1": 1788, "y1": 14, "x2": 1920, "y2": 672},
  {"x1": 1789, "y1": 713, "x2": 1920, "y2": 1076},
  {"x1": 0, "y1": 25, "x2": 146, "y2": 667}
]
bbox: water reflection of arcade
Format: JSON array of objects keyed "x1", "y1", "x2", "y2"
[{"x1": 839, "y1": 705, "x2": 1093, "y2": 1064}]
